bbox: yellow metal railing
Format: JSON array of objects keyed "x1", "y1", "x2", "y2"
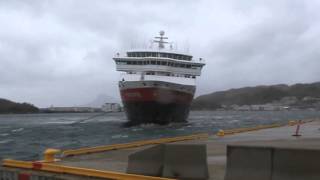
[
  {"x1": 62, "y1": 133, "x2": 209, "y2": 157},
  {"x1": 216, "y1": 123, "x2": 284, "y2": 137},
  {"x1": 2, "y1": 159, "x2": 176, "y2": 180},
  {"x1": 216, "y1": 118, "x2": 317, "y2": 137}
]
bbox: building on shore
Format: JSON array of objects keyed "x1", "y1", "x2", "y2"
[
  {"x1": 101, "y1": 103, "x2": 122, "y2": 112},
  {"x1": 41, "y1": 106, "x2": 101, "y2": 113}
]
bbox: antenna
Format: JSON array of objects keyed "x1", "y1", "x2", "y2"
[
  {"x1": 153, "y1": 30, "x2": 168, "y2": 49},
  {"x1": 169, "y1": 42, "x2": 173, "y2": 50},
  {"x1": 149, "y1": 40, "x2": 153, "y2": 49}
]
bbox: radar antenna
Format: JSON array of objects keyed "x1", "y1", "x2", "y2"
[{"x1": 153, "y1": 30, "x2": 168, "y2": 49}]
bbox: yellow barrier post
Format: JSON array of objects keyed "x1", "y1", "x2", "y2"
[
  {"x1": 217, "y1": 129, "x2": 225, "y2": 137},
  {"x1": 43, "y1": 148, "x2": 61, "y2": 162},
  {"x1": 288, "y1": 120, "x2": 296, "y2": 126}
]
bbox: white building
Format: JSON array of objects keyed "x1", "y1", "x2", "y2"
[{"x1": 101, "y1": 103, "x2": 121, "y2": 112}]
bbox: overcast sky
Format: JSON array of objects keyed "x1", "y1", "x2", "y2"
[{"x1": 0, "y1": 0, "x2": 320, "y2": 107}]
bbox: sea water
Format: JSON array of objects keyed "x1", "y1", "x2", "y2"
[{"x1": 0, "y1": 110, "x2": 320, "y2": 160}]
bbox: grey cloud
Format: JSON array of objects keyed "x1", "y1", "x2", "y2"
[{"x1": 0, "y1": 0, "x2": 319, "y2": 107}]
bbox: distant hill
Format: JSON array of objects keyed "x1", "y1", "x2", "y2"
[
  {"x1": 0, "y1": 98, "x2": 39, "y2": 114},
  {"x1": 191, "y1": 82, "x2": 320, "y2": 110}
]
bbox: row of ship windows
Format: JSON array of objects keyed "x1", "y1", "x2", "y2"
[
  {"x1": 119, "y1": 82, "x2": 194, "y2": 91},
  {"x1": 116, "y1": 60, "x2": 201, "y2": 69},
  {"x1": 127, "y1": 52, "x2": 192, "y2": 61},
  {"x1": 126, "y1": 72, "x2": 196, "y2": 78}
]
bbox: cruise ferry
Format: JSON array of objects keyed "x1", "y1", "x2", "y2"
[{"x1": 113, "y1": 31, "x2": 205, "y2": 126}]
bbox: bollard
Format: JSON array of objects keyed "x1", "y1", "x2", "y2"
[
  {"x1": 288, "y1": 120, "x2": 296, "y2": 126},
  {"x1": 217, "y1": 129, "x2": 225, "y2": 137},
  {"x1": 292, "y1": 120, "x2": 302, "y2": 137},
  {"x1": 43, "y1": 148, "x2": 61, "y2": 162}
]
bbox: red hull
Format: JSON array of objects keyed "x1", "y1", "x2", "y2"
[
  {"x1": 120, "y1": 87, "x2": 194, "y2": 105},
  {"x1": 120, "y1": 86, "x2": 195, "y2": 126}
]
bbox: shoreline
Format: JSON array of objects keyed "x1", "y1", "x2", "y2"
[{"x1": 0, "y1": 109, "x2": 319, "y2": 115}]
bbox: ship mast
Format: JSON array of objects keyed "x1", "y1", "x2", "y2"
[{"x1": 153, "y1": 30, "x2": 168, "y2": 49}]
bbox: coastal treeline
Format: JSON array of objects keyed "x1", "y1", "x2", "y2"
[
  {"x1": 191, "y1": 82, "x2": 320, "y2": 110},
  {"x1": 0, "y1": 98, "x2": 39, "y2": 114}
]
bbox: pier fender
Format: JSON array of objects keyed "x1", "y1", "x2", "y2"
[{"x1": 127, "y1": 144, "x2": 209, "y2": 180}]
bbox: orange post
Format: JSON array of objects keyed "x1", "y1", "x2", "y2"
[{"x1": 292, "y1": 120, "x2": 302, "y2": 137}]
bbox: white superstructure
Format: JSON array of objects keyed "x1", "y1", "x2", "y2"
[{"x1": 113, "y1": 31, "x2": 205, "y2": 86}]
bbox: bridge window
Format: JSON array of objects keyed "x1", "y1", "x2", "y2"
[
  {"x1": 161, "y1": 61, "x2": 167, "y2": 65},
  {"x1": 157, "y1": 61, "x2": 161, "y2": 65},
  {"x1": 151, "y1": 61, "x2": 156, "y2": 65}
]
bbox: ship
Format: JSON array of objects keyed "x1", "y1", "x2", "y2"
[{"x1": 113, "y1": 31, "x2": 205, "y2": 126}]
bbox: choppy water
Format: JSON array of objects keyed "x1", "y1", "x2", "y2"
[{"x1": 0, "y1": 110, "x2": 320, "y2": 160}]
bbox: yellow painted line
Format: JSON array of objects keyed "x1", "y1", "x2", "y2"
[
  {"x1": 62, "y1": 133, "x2": 209, "y2": 157},
  {"x1": 2, "y1": 159, "x2": 176, "y2": 180}
]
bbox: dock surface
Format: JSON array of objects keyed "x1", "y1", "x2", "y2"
[{"x1": 54, "y1": 120, "x2": 320, "y2": 180}]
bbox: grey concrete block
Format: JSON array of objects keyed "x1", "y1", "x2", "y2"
[
  {"x1": 224, "y1": 145, "x2": 272, "y2": 180},
  {"x1": 272, "y1": 148, "x2": 320, "y2": 180},
  {"x1": 127, "y1": 144, "x2": 165, "y2": 176},
  {"x1": 127, "y1": 144, "x2": 209, "y2": 180},
  {"x1": 162, "y1": 144, "x2": 209, "y2": 180}
]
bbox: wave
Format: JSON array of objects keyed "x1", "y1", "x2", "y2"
[
  {"x1": 0, "y1": 139, "x2": 14, "y2": 144},
  {"x1": 0, "y1": 133, "x2": 9, "y2": 137},
  {"x1": 228, "y1": 120, "x2": 240, "y2": 123},
  {"x1": 44, "y1": 121, "x2": 77, "y2": 125},
  {"x1": 111, "y1": 134, "x2": 129, "y2": 139},
  {"x1": 11, "y1": 128, "x2": 24, "y2": 132}
]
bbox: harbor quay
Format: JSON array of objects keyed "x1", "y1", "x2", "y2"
[{"x1": 1, "y1": 118, "x2": 320, "y2": 180}]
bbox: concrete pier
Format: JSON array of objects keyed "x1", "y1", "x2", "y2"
[{"x1": 2, "y1": 119, "x2": 320, "y2": 180}]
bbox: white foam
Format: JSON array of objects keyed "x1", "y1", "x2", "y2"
[
  {"x1": 0, "y1": 139, "x2": 13, "y2": 144},
  {"x1": 44, "y1": 121, "x2": 77, "y2": 124},
  {"x1": 111, "y1": 134, "x2": 129, "y2": 139},
  {"x1": 0, "y1": 133, "x2": 9, "y2": 136},
  {"x1": 11, "y1": 128, "x2": 24, "y2": 132}
]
